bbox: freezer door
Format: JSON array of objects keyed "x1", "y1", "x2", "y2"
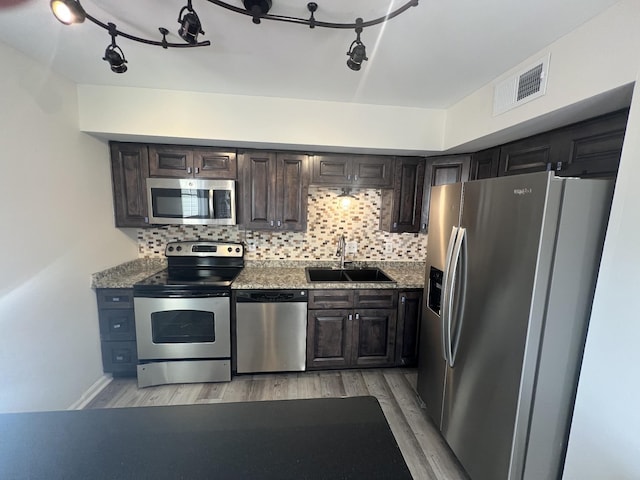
[
  {"x1": 417, "y1": 182, "x2": 462, "y2": 427},
  {"x1": 441, "y1": 172, "x2": 560, "y2": 480}
]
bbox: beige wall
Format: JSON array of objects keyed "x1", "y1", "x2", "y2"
[{"x1": 0, "y1": 43, "x2": 138, "y2": 412}]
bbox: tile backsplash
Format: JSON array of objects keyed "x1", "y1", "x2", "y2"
[{"x1": 137, "y1": 187, "x2": 428, "y2": 261}]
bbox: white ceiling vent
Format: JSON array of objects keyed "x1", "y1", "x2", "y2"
[{"x1": 493, "y1": 54, "x2": 550, "y2": 116}]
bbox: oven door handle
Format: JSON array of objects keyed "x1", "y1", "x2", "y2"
[{"x1": 134, "y1": 290, "x2": 230, "y2": 299}]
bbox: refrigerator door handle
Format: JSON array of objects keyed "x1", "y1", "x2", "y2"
[
  {"x1": 441, "y1": 226, "x2": 459, "y2": 363},
  {"x1": 448, "y1": 227, "x2": 467, "y2": 368}
]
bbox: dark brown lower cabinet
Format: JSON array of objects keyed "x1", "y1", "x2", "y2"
[
  {"x1": 306, "y1": 289, "x2": 397, "y2": 370},
  {"x1": 96, "y1": 288, "x2": 137, "y2": 376},
  {"x1": 395, "y1": 290, "x2": 422, "y2": 366}
]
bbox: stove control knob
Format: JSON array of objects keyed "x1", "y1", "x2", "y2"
[
  {"x1": 227, "y1": 247, "x2": 233, "y2": 252},
  {"x1": 176, "y1": 246, "x2": 182, "y2": 252},
  {"x1": 168, "y1": 246, "x2": 174, "y2": 252},
  {"x1": 236, "y1": 247, "x2": 241, "y2": 252}
]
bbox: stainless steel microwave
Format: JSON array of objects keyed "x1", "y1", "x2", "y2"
[{"x1": 146, "y1": 178, "x2": 236, "y2": 225}]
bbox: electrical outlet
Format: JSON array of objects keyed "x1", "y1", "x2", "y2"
[
  {"x1": 384, "y1": 242, "x2": 393, "y2": 254},
  {"x1": 346, "y1": 241, "x2": 358, "y2": 254},
  {"x1": 247, "y1": 242, "x2": 257, "y2": 252}
]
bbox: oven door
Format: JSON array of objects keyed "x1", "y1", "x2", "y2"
[{"x1": 134, "y1": 296, "x2": 230, "y2": 360}]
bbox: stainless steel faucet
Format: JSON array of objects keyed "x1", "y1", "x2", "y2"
[{"x1": 336, "y1": 235, "x2": 346, "y2": 269}]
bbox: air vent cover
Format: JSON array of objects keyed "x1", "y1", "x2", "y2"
[{"x1": 493, "y1": 54, "x2": 550, "y2": 115}]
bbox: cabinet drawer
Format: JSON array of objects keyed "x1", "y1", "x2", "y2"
[
  {"x1": 99, "y1": 309, "x2": 136, "y2": 341},
  {"x1": 96, "y1": 288, "x2": 134, "y2": 309},
  {"x1": 354, "y1": 290, "x2": 397, "y2": 309},
  {"x1": 101, "y1": 341, "x2": 138, "y2": 374},
  {"x1": 308, "y1": 290, "x2": 355, "y2": 309}
]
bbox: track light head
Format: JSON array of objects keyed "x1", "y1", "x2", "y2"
[
  {"x1": 346, "y1": 19, "x2": 368, "y2": 71},
  {"x1": 50, "y1": 0, "x2": 86, "y2": 25},
  {"x1": 178, "y1": 1, "x2": 205, "y2": 44},
  {"x1": 103, "y1": 45, "x2": 128, "y2": 73},
  {"x1": 243, "y1": 0, "x2": 272, "y2": 24}
]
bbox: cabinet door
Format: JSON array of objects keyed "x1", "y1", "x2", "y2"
[
  {"x1": 354, "y1": 289, "x2": 397, "y2": 309},
  {"x1": 310, "y1": 154, "x2": 351, "y2": 185},
  {"x1": 148, "y1": 145, "x2": 194, "y2": 177},
  {"x1": 100, "y1": 341, "x2": 138, "y2": 375},
  {"x1": 380, "y1": 157, "x2": 426, "y2": 233},
  {"x1": 420, "y1": 155, "x2": 471, "y2": 233},
  {"x1": 395, "y1": 290, "x2": 421, "y2": 366},
  {"x1": 276, "y1": 153, "x2": 309, "y2": 231},
  {"x1": 497, "y1": 133, "x2": 556, "y2": 176},
  {"x1": 351, "y1": 156, "x2": 394, "y2": 188},
  {"x1": 238, "y1": 151, "x2": 277, "y2": 229},
  {"x1": 98, "y1": 309, "x2": 136, "y2": 341},
  {"x1": 193, "y1": 148, "x2": 237, "y2": 179},
  {"x1": 555, "y1": 108, "x2": 629, "y2": 178},
  {"x1": 352, "y1": 309, "x2": 397, "y2": 366},
  {"x1": 109, "y1": 144, "x2": 149, "y2": 228},
  {"x1": 470, "y1": 147, "x2": 500, "y2": 180},
  {"x1": 307, "y1": 309, "x2": 353, "y2": 369}
]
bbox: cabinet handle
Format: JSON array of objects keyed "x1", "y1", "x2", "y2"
[
  {"x1": 270, "y1": 220, "x2": 275, "y2": 227},
  {"x1": 113, "y1": 323, "x2": 121, "y2": 329},
  {"x1": 144, "y1": 217, "x2": 149, "y2": 224},
  {"x1": 354, "y1": 174, "x2": 359, "y2": 181},
  {"x1": 355, "y1": 313, "x2": 360, "y2": 320},
  {"x1": 393, "y1": 222, "x2": 398, "y2": 229},
  {"x1": 110, "y1": 297, "x2": 121, "y2": 302},
  {"x1": 348, "y1": 314, "x2": 353, "y2": 321},
  {"x1": 187, "y1": 167, "x2": 192, "y2": 174},
  {"x1": 277, "y1": 220, "x2": 282, "y2": 227},
  {"x1": 195, "y1": 167, "x2": 200, "y2": 174},
  {"x1": 401, "y1": 296, "x2": 406, "y2": 304},
  {"x1": 347, "y1": 174, "x2": 352, "y2": 181},
  {"x1": 556, "y1": 161, "x2": 563, "y2": 171}
]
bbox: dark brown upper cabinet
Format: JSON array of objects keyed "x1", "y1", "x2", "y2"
[
  {"x1": 239, "y1": 150, "x2": 309, "y2": 231},
  {"x1": 110, "y1": 142, "x2": 150, "y2": 228},
  {"x1": 380, "y1": 157, "x2": 426, "y2": 233},
  {"x1": 497, "y1": 132, "x2": 559, "y2": 176},
  {"x1": 470, "y1": 147, "x2": 500, "y2": 180},
  {"x1": 420, "y1": 155, "x2": 471, "y2": 233},
  {"x1": 148, "y1": 145, "x2": 237, "y2": 179},
  {"x1": 310, "y1": 154, "x2": 394, "y2": 188},
  {"x1": 554, "y1": 108, "x2": 629, "y2": 178}
]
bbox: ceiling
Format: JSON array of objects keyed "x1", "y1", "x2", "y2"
[{"x1": 0, "y1": 0, "x2": 621, "y2": 109}]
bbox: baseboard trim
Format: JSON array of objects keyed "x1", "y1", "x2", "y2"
[{"x1": 68, "y1": 374, "x2": 113, "y2": 410}]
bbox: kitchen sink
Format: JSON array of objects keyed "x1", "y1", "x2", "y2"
[{"x1": 306, "y1": 267, "x2": 395, "y2": 283}]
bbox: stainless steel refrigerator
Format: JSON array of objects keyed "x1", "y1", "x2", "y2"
[{"x1": 417, "y1": 171, "x2": 614, "y2": 480}]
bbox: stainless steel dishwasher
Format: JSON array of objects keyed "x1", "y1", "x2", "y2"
[{"x1": 235, "y1": 290, "x2": 308, "y2": 373}]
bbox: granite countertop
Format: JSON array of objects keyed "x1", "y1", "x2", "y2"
[{"x1": 92, "y1": 259, "x2": 425, "y2": 290}]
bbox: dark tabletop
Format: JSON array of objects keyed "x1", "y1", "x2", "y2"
[{"x1": 0, "y1": 396, "x2": 412, "y2": 480}]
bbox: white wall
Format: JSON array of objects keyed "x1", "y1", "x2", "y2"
[
  {"x1": 77, "y1": 85, "x2": 446, "y2": 155},
  {"x1": 444, "y1": 0, "x2": 640, "y2": 151},
  {"x1": 0, "y1": 43, "x2": 138, "y2": 412},
  {"x1": 562, "y1": 73, "x2": 640, "y2": 480}
]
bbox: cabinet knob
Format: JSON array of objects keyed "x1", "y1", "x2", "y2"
[
  {"x1": 195, "y1": 167, "x2": 200, "y2": 174},
  {"x1": 401, "y1": 296, "x2": 406, "y2": 304},
  {"x1": 277, "y1": 220, "x2": 282, "y2": 227},
  {"x1": 348, "y1": 314, "x2": 353, "y2": 321},
  {"x1": 347, "y1": 174, "x2": 352, "y2": 181},
  {"x1": 270, "y1": 220, "x2": 274, "y2": 227},
  {"x1": 354, "y1": 174, "x2": 359, "y2": 181},
  {"x1": 187, "y1": 167, "x2": 192, "y2": 174},
  {"x1": 355, "y1": 313, "x2": 360, "y2": 320}
]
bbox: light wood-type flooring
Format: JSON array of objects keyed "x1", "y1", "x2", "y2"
[{"x1": 85, "y1": 368, "x2": 469, "y2": 480}]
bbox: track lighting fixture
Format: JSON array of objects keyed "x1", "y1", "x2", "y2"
[
  {"x1": 50, "y1": 0, "x2": 85, "y2": 25},
  {"x1": 50, "y1": 1, "x2": 419, "y2": 72},
  {"x1": 346, "y1": 19, "x2": 368, "y2": 72},
  {"x1": 102, "y1": 23, "x2": 127, "y2": 73},
  {"x1": 178, "y1": 0, "x2": 205, "y2": 44}
]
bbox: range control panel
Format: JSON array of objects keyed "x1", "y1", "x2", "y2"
[{"x1": 165, "y1": 241, "x2": 244, "y2": 258}]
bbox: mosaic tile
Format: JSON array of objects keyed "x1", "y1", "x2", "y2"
[{"x1": 137, "y1": 187, "x2": 429, "y2": 261}]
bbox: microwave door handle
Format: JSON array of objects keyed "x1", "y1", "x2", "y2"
[
  {"x1": 209, "y1": 189, "x2": 215, "y2": 220},
  {"x1": 441, "y1": 226, "x2": 458, "y2": 363}
]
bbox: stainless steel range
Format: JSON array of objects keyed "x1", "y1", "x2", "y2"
[{"x1": 133, "y1": 241, "x2": 244, "y2": 388}]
